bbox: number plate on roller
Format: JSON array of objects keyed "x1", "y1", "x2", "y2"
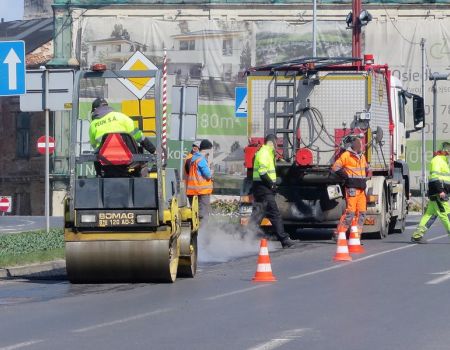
[{"x1": 98, "y1": 212, "x2": 135, "y2": 227}]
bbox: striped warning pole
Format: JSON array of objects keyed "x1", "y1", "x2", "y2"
[{"x1": 161, "y1": 49, "x2": 168, "y2": 165}]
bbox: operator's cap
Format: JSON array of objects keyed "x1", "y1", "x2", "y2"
[
  {"x1": 199, "y1": 139, "x2": 213, "y2": 151},
  {"x1": 192, "y1": 140, "x2": 201, "y2": 148},
  {"x1": 91, "y1": 97, "x2": 108, "y2": 112}
]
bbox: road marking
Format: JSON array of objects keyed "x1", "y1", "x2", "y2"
[
  {"x1": 247, "y1": 328, "x2": 308, "y2": 350},
  {"x1": 289, "y1": 234, "x2": 447, "y2": 280},
  {"x1": 426, "y1": 270, "x2": 450, "y2": 285},
  {"x1": 0, "y1": 340, "x2": 44, "y2": 350},
  {"x1": 72, "y1": 308, "x2": 173, "y2": 333},
  {"x1": 205, "y1": 285, "x2": 269, "y2": 301}
]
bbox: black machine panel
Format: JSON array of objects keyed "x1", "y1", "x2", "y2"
[{"x1": 75, "y1": 178, "x2": 157, "y2": 209}]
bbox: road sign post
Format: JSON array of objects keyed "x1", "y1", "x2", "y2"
[
  {"x1": 0, "y1": 41, "x2": 26, "y2": 96},
  {"x1": 20, "y1": 68, "x2": 73, "y2": 233}
]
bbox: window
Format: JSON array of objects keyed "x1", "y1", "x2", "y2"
[
  {"x1": 223, "y1": 63, "x2": 232, "y2": 81},
  {"x1": 180, "y1": 40, "x2": 195, "y2": 51},
  {"x1": 16, "y1": 113, "x2": 30, "y2": 158},
  {"x1": 398, "y1": 92, "x2": 406, "y2": 124},
  {"x1": 222, "y1": 39, "x2": 233, "y2": 56},
  {"x1": 114, "y1": 44, "x2": 121, "y2": 53}
]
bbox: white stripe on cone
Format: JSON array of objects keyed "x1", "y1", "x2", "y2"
[
  {"x1": 351, "y1": 226, "x2": 358, "y2": 232},
  {"x1": 256, "y1": 263, "x2": 273, "y2": 273},
  {"x1": 348, "y1": 238, "x2": 359, "y2": 245},
  {"x1": 336, "y1": 245, "x2": 349, "y2": 253},
  {"x1": 259, "y1": 247, "x2": 269, "y2": 255}
]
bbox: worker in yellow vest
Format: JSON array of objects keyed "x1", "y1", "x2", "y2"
[
  {"x1": 89, "y1": 98, "x2": 155, "y2": 153},
  {"x1": 249, "y1": 134, "x2": 295, "y2": 249},
  {"x1": 412, "y1": 142, "x2": 450, "y2": 243}
]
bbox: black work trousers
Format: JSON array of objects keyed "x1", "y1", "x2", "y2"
[{"x1": 250, "y1": 184, "x2": 289, "y2": 243}]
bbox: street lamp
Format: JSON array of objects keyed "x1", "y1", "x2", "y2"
[{"x1": 429, "y1": 72, "x2": 450, "y2": 153}]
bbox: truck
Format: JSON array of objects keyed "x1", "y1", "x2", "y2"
[{"x1": 239, "y1": 55, "x2": 425, "y2": 238}]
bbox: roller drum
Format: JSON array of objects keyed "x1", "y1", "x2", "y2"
[{"x1": 66, "y1": 239, "x2": 179, "y2": 283}]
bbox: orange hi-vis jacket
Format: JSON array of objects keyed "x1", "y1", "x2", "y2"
[
  {"x1": 332, "y1": 149, "x2": 368, "y2": 189},
  {"x1": 186, "y1": 156, "x2": 213, "y2": 195},
  {"x1": 184, "y1": 153, "x2": 194, "y2": 184}
]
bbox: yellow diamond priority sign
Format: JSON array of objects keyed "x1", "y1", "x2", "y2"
[{"x1": 118, "y1": 51, "x2": 157, "y2": 99}]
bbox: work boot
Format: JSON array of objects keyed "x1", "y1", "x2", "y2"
[
  {"x1": 281, "y1": 238, "x2": 296, "y2": 249},
  {"x1": 411, "y1": 236, "x2": 427, "y2": 244}
]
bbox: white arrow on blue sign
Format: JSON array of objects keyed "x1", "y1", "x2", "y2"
[{"x1": 0, "y1": 41, "x2": 26, "y2": 96}]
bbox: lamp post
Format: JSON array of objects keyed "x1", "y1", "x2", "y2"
[{"x1": 429, "y1": 72, "x2": 450, "y2": 153}]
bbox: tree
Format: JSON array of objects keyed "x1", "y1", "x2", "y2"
[
  {"x1": 240, "y1": 41, "x2": 252, "y2": 70},
  {"x1": 111, "y1": 24, "x2": 130, "y2": 40},
  {"x1": 230, "y1": 141, "x2": 240, "y2": 153}
]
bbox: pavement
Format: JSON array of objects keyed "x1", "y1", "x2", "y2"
[
  {"x1": 3, "y1": 213, "x2": 450, "y2": 350},
  {"x1": 0, "y1": 216, "x2": 63, "y2": 234}
]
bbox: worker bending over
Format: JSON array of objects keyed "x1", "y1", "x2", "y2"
[
  {"x1": 186, "y1": 139, "x2": 213, "y2": 220},
  {"x1": 332, "y1": 134, "x2": 368, "y2": 240},
  {"x1": 412, "y1": 142, "x2": 450, "y2": 243}
]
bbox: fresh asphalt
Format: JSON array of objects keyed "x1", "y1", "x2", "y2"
[
  {"x1": 1, "y1": 214, "x2": 450, "y2": 350},
  {"x1": 0, "y1": 216, "x2": 63, "y2": 234}
]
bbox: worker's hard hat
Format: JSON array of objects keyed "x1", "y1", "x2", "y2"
[
  {"x1": 92, "y1": 97, "x2": 108, "y2": 112},
  {"x1": 192, "y1": 141, "x2": 201, "y2": 148},
  {"x1": 199, "y1": 139, "x2": 213, "y2": 151}
]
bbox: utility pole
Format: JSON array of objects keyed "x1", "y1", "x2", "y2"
[
  {"x1": 312, "y1": 0, "x2": 317, "y2": 57},
  {"x1": 420, "y1": 38, "x2": 426, "y2": 214}
]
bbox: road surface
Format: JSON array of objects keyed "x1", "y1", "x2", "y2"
[
  {"x1": 0, "y1": 216, "x2": 63, "y2": 235},
  {"x1": 1, "y1": 214, "x2": 450, "y2": 350}
]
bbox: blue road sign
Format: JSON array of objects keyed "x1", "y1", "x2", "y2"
[
  {"x1": 235, "y1": 87, "x2": 247, "y2": 118},
  {"x1": 0, "y1": 41, "x2": 26, "y2": 96}
]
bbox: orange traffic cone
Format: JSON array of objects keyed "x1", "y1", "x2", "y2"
[
  {"x1": 252, "y1": 239, "x2": 277, "y2": 282},
  {"x1": 333, "y1": 231, "x2": 352, "y2": 262},
  {"x1": 348, "y1": 220, "x2": 365, "y2": 254}
]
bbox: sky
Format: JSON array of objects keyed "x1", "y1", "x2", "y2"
[{"x1": 0, "y1": 0, "x2": 24, "y2": 22}]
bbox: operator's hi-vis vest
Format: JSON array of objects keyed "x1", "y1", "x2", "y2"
[
  {"x1": 428, "y1": 154, "x2": 450, "y2": 195},
  {"x1": 89, "y1": 111, "x2": 143, "y2": 149},
  {"x1": 186, "y1": 156, "x2": 213, "y2": 195},
  {"x1": 332, "y1": 149, "x2": 368, "y2": 189},
  {"x1": 253, "y1": 144, "x2": 276, "y2": 182}
]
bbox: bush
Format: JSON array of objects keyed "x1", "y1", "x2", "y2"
[
  {"x1": 0, "y1": 229, "x2": 64, "y2": 257},
  {"x1": 211, "y1": 199, "x2": 240, "y2": 216}
]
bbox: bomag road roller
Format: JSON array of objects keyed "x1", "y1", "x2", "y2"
[{"x1": 64, "y1": 63, "x2": 199, "y2": 283}]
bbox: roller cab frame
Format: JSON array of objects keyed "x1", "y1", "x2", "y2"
[{"x1": 64, "y1": 68, "x2": 199, "y2": 283}]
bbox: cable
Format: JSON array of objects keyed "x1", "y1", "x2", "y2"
[{"x1": 381, "y1": 3, "x2": 421, "y2": 46}]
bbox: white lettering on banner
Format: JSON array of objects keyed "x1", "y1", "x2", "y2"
[{"x1": 199, "y1": 113, "x2": 237, "y2": 130}]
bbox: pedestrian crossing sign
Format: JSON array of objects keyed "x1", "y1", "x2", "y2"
[{"x1": 235, "y1": 87, "x2": 247, "y2": 118}]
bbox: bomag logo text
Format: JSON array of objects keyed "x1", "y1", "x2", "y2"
[{"x1": 99, "y1": 213, "x2": 135, "y2": 220}]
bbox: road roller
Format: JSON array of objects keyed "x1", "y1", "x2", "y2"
[{"x1": 64, "y1": 64, "x2": 199, "y2": 283}]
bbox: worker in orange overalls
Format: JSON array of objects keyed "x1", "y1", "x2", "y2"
[{"x1": 332, "y1": 134, "x2": 369, "y2": 240}]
